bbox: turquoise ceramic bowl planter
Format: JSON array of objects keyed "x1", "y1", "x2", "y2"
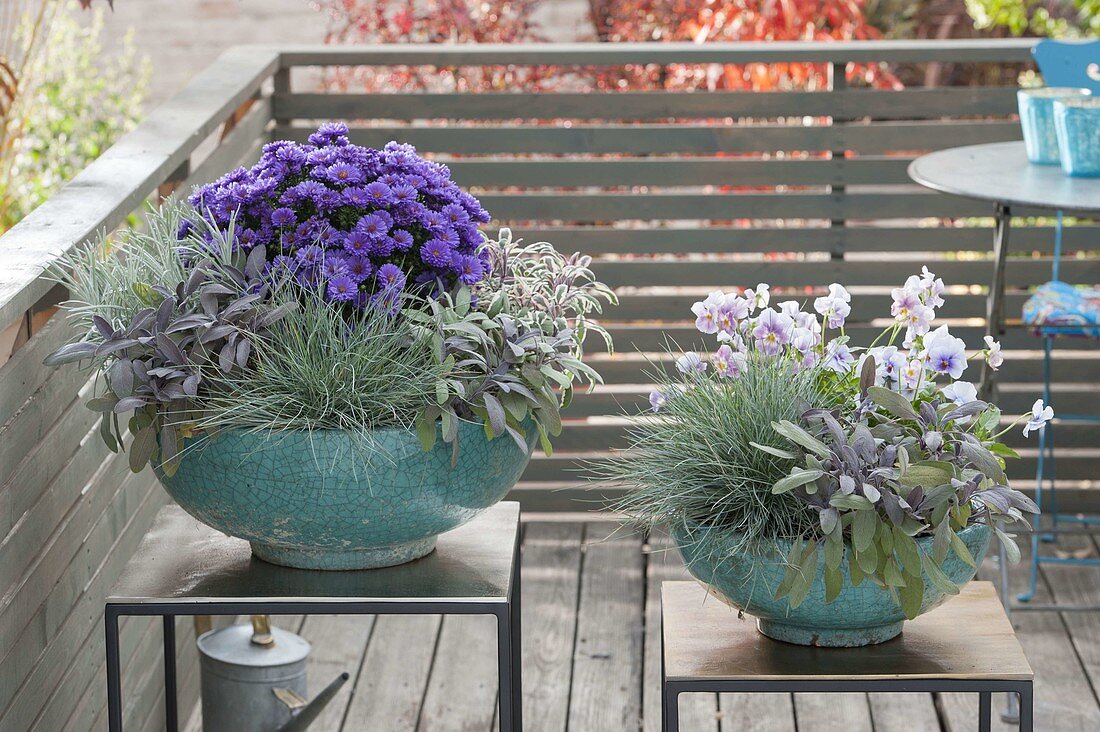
[
  {"x1": 154, "y1": 421, "x2": 534, "y2": 570},
  {"x1": 672, "y1": 521, "x2": 991, "y2": 647}
]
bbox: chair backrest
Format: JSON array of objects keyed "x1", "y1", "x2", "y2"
[{"x1": 1033, "y1": 39, "x2": 1100, "y2": 93}]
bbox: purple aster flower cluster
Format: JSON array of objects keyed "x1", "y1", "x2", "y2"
[{"x1": 187, "y1": 122, "x2": 491, "y2": 309}]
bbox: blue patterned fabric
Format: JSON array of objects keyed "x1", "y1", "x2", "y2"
[{"x1": 1022, "y1": 280, "x2": 1100, "y2": 338}]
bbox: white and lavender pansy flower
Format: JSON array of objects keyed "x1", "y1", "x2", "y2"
[
  {"x1": 920, "y1": 266, "x2": 946, "y2": 308},
  {"x1": 900, "y1": 358, "x2": 923, "y2": 391},
  {"x1": 751, "y1": 308, "x2": 793, "y2": 356},
  {"x1": 823, "y1": 341, "x2": 855, "y2": 373},
  {"x1": 1023, "y1": 399, "x2": 1055, "y2": 437},
  {"x1": 984, "y1": 335, "x2": 1004, "y2": 370},
  {"x1": 871, "y1": 345, "x2": 905, "y2": 385},
  {"x1": 691, "y1": 299, "x2": 720, "y2": 335},
  {"x1": 942, "y1": 380, "x2": 978, "y2": 406},
  {"x1": 790, "y1": 326, "x2": 817, "y2": 355},
  {"x1": 745, "y1": 283, "x2": 770, "y2": 310},
  {"x1": 648, "y1": 389, "x2": 669, "y2": 412},
  {"x1": 712, "y1": 344, "x2": 746, "y2": 378},
  {"x1": 675, "y1": 352, "x2": 707, "y2": 374},
  {"x1": 813, "y1": 283, "x2": 852, "y2": 330},
  {"x1": 923, "y1": 325, "x2": 967, "y2": 379}
]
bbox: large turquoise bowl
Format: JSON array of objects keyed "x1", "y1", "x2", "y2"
[
  {"x1": 672, "y1": 521, "x2": 991, "y2": 647},
  {"x1": 154, "y1": 422, "x2": 534, "y2": 570}
]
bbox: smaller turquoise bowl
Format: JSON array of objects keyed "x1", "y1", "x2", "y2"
[
  {"x1": 672, "y1": 521, "x2": 990, "y2": 647},
  {"x1": 1055, "y1": 97, "x2": 1100, "y2": 177},
  {"x1": 1018, "y1": 87, "x2": 1090, "y2": 164}
]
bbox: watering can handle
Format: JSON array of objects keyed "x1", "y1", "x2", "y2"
[
  {"x1": 250, "y1": 614, "x2": 275, "y2": 646},
  {"x1": 274, "y1": 672, "x2": 350, "y2": 732}
]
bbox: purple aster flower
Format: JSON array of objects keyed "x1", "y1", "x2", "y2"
[
  {"x1": 457, "y1": 254, "x2": 484, "y2": 285},
  {"x1": 391, "y1": 229, "x2": 415, "y2": 251},
  {"x1": 176, "y1": 219, "x2": 193, "y2": 240},
  {"x1": 442, "y1": 203, "x2": 470, "y2": 227},
  {"x1": 309, "y1": 122, "x2": 349, "y2": 147},
  {"x1": 295, "y1": 244, "x2": 324, "y2": 267},
  {"x1": 342, "y1": 186, "x2": 371, "y2": 207},
  {"x1": 325, "y1": 162, "x2": 363, "y2": 186},
  {"x1": 371, "y1": 236, "x2": 397, "y2": 258},
  {"x1": 345, "y1": 256, "x2": 373, "y2": 282},
  {"x1": 356, "y1": 211, "x2": 392, "y2": 240},
  {"x1": 271, "y1": 207, "x2": 296, "y2": 227},
  {"x1": 326, "y1": 274, "x2": 358, "y2": 302},
  {"x1": 420, "y1": 239, "x2": 454, "y2": 269},
  {"x1": 364, "y1": 181, "x2": 394, "y2": 207},
  {"x1": 376, "y1": 263, "x2": 406, "y2": 291},
  {"x1": 235, "y1": 227, "x2": 259, "y2": 250},
  {"x1": 421, "y1": 209, "x2": 447, "y2": 234},
  {"x1": 391, "y1": 183, "x2": 417, "y2": 206},
  {"x1": 321, "y1": 254, "x2": 349, "y2": 279},
  {"x1": 343, "y1": 229, "x2": 373, "y2": 257}
]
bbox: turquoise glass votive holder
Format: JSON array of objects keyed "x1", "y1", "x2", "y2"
[
  {"x1": 1018, "y1": 87, "x2": 1091, "y2": 164},
  {"x1": 1055, "y1": 97, "x2": 1100, "y2": 178}
]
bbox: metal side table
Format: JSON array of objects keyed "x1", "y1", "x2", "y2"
[
  {"x1": 104, "y1": 501, "x2": 522, "y2": 732},
  {"x1": 908, "y1": 141, "x2": 1100, "y2": 401},
  {"x1": 660, "y1": 581, "x2": 1034, "y2": 732}
]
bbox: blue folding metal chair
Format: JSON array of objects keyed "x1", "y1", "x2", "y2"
[{"x1": 1016, "y1": 39, "x2": 1100, "y2": 604}]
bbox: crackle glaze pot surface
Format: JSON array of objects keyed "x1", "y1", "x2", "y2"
[
  {"x1": 154, "y1": 422, "x2": 534, "y2": 570},
  {"x1": 672, "y1": 521, "x2": 991, "y2": 647}
]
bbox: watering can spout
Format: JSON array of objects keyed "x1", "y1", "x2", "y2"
[{"x1": 273, "y1": 672, "x2": 350, "y2": 732}]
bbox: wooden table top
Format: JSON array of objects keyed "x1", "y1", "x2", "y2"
[
  {"x1": 662, "y1": 581, "x2": 1033, "y2": 682},
  {"x1": 108, "y1": 502, "x2": 519, "y2": 606}
]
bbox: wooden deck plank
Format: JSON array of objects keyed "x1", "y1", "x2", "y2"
[
  {"x1": 643, "y1": 532, "x2": 719, "y2": 732},
  {"x1": 298, "y1": 614, "x2": 375, "y2": 731},
  {"x1": 419, "y1": 615, "x2": 499, "y2": 731},
  {"x1": 867, "y1": 693, "x2": 942, "y2": 731},
  {"x1": 718, "y1": 692, "x2": 796, "y2": 732},
  {"x1": 939, "y1": 545, "x2": 1100, "y2": 731},
  {"x1": 340, "y1": 615, "x2": 442, "y2": 732},
  {"x1": 520, "y1": 523, "x2": 583, "y2": 732},
  {"x1": 566, "y1": 523, "x2": 644, "y2": 732}
]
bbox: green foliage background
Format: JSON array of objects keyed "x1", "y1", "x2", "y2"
[{"x1": 0, "y1": 4, "x2": 149, "y2": 230}]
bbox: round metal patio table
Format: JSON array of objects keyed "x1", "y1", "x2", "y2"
[{"x1": 908, "y1": 141, "x2": 1100, "y2": 398}]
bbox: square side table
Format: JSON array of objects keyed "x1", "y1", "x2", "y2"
[
  {"x1": 661, "y1": 580, "x2": 1033, "y2": 732},
  {"x1": 104, "y1": 502, "x2": 522, "y2": 732}
]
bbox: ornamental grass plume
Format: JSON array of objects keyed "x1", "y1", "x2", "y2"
[
  {"x1": 607, "y1": 356, "x2": 832, "y2": 555},
  {"x1": 192, "y1": 284, "x2": 444, "y2": 436}
]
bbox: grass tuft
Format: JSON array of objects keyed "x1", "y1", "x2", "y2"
[
  {"x1": 191, "y1": 286, "x2": 443, "y2": 436},
  {"x1": 604, "y1": 356, "x2": 833, "y2": 556}
]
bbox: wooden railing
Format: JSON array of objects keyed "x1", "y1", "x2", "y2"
[{"x1": 5, "y1": 39, "x2": 1099, "y2": 728}]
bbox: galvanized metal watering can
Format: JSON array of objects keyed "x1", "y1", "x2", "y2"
[{"x1": 197, "y1": 615, "x2": 349, "y2": 732}]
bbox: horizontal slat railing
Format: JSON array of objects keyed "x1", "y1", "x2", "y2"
[
  {"x1": 276, "y1": 88, "x2": 1019, "y2": 121},
  {"x1": 279, "y1": 120, "x2": 1026, "y2": 154},
  {"x1": 266, "y1": 39, "x2": 1098, "y2": 506},
  {"x1": 0, "y1": 46, "x2": 277, "y2": 732}
]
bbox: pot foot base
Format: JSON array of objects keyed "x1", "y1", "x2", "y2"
[
  {"x1": 250, "y1": 536, "x2": 438, "y2": 570},
  {"x1": 757, "y1": 618, "x2": 904, "y2": 647}
]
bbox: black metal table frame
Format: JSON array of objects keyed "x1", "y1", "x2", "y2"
[
  {"x1": 660, "y1": 674, "x2": 1034, "y2": 732},
  {"x1": 104, "y1": 543, "x2": 522, "y2": 732}
]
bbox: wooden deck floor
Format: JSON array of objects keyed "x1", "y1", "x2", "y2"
[{"x1": 187, "y1": 521, "x2": 1100, "y2": 732}]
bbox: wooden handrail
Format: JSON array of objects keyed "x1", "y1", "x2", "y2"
[{"x1": 271, "y1": 39, "x2": 1038, "y2": 67}]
